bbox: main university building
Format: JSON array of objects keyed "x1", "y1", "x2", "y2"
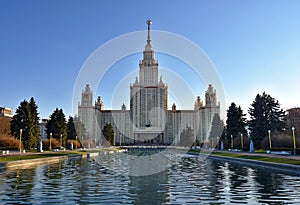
[{"x1": 78, "y1": 20, "x2": 220, "y2": 146}]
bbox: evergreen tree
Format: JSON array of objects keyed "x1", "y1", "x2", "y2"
[
  {"x1": 285, "y1": 108, "x2": 300, "y2": 138},
  {"x1": 209, "y1": 113, "x2": 224, "y2": 148},
  {"x1": 46, "y1": 108, "x2": 67, "y2": 147},
  {"x1": 220, "y1": 126, "x2": 227, "y2": 148},
  {"x1": 10, "y1": 98, "x2": 40, "y2": 150},
  {"x1": 180, "y1": 126, "x2": 194, "y2": 147},
  {"x1": 67, "y1": 116, "x2": 77, "y2": 140},
  {"x1": 248, "y1": 92, "x2": 286, "y2": 147},
  {"x1": 10, "y1": 100, "x2": 30, "y2": 146},
  {"x1": 29, "y1": 97, "x2": 40, "y2": 148},
  {"x1": 226, "y1": 102, "x2": 247, "y2": 142},
  {"x1": 73, "y1": 115, "x2": 86, "y2": 145},
  {"x1": 102, "y1": 123, "x2": 114, "y2": 146}
]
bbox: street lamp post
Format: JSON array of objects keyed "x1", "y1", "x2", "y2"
[
  {"x1": 120, "y1": 134, "x2": 122, "y2": 147},
  {"x1": 75, "y1": 136, "x2": 78, "y2": 149},
  {"x1": 19, "y1": 129, "x2": 22, "y2": 153},
  {"x1": 231, "y1": 135, "x2": 233, "y2": 150},
  {"x1": 113, "y1": 133, "x2": 115, "y2": 146},
  {"x1": 50, "y1": 132, "x2": 52, "y2": 150},
  {"x1": 60, "y1": 134, "x2": 62, "y2": 148},
  {"x1": 268, "y1": 130, "x2": 272, "y2": 150},
  {"x1": 241, "y1": 133, "x2": 244, "y2": 150},
  {"x1": 292, "y1": 127, "x2": 296, "y2": 155}
]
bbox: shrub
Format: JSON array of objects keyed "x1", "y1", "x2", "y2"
[
  {"x1": 42, "y1": 138, "x2": 61, "y2": 150},
  {"x1": 232, "y1": 135, "x2": 250, "y2": 150},
  {"x1": 0, "y1": 117, "x2": 11, "y2": 135},
  {"x1": 0, "y1": 133, "x2": 19, "y2": 149},
  {"x1": 260, "y1": 134, "x2": 294, "y2": 150}
]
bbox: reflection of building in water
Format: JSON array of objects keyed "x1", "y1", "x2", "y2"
[
  {"x1": 129, "y1": 171, "x2": 168, "y2": 204},
  {"x1": 78, "y1": 20, "x2": 220, "y2": 146}
]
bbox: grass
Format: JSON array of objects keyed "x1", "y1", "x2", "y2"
[
  {"x1": 0, "y1": 147, "x2": 123, "y2": 162},
  {"x1": 211, "y1": 151, "x2": 300, "y2": 166},
  {"x1": 0, "y1": 151, "x2": 86, "y2": 162}
]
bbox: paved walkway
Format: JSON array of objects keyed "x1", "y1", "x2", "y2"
[{"x1": 214, "y1": 150, "x2": 300, "y2": 160}]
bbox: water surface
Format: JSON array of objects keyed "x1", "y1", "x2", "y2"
[{"x1": 0, "y1": 151, "x2": 300, "y2": 204}]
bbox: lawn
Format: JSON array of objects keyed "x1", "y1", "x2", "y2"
[
  {"x1": 211, "y1": 151, "x2": 300, "y2": 166},
  {"x1": 0, "y1": 147, "x2": 123, "y2": 162},
  {"x1": 0, "y1": 151, "x2": 86, "y2": 162}
]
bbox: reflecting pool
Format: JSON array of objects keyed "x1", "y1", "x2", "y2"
[{"x1": 0, "y1": 151, "x2": 300, "y2": 204}]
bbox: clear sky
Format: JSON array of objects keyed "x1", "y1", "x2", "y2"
[{"x1": 1, "y1": 0, "x2": 300, "y2": 120}]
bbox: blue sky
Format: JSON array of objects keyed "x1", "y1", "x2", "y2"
[{"x1": 1, "y1": 0, "x2": 300, "y2": 119}]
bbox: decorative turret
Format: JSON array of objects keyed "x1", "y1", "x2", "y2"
[
  {"x1": 194, "y1": 96, "x2": 203, "y2": 110},
  {"x1": 172, "y1": 103, "x2": 177, "y2": 111},
  {"x1": 121, "y1": 103, "x2": 126, "y2": 111},
  {"x1": 205, "y1": 84, "x2": 217, "y2": 106},
  {"x1": 95, "y1": 96, "x2": 104, "y2": 110},
  {"x1": 81, "y1": 84, "x2": 93, "y2": 106}
]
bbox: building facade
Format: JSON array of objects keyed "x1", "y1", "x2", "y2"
[
  {"x1": 0, "y1": 107, "x2": 13, "y2": 118},
  {"x1": 78, "y1": 20, "x2": 220, "y2": 147},
  {"x1": 39, "y1": 119, "x2": 48, "y2": 140}
]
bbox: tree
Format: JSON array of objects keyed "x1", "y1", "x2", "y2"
[
  {"x1": 209, "y1": 113, "x2": 224, "y2": 148},
  {"x1": 102, "y1": 123, "x2": 114, "y2": 146},
  {"x1": 248, "y1": 92, "x2": 286, "y2": 148},
  {"x1": 10, "y1": 100, "x2": 30, "y2": 145},
  {"x1": 46, "y1": 108, "x2": 67, "y2": 147},
  {"x1": 180, "y1": 126, "x2": 194, "y2": 147},
  {"x1": 29, "y1": 97, "x2": 40, "y2": 147},
  {"x1": 67, "y1": 116, "x2": 84, "y2": 148},
  {"x1": 226, "y1": 102, "x2": 247, "y2": 143},
  {"x1": 10, "y1": 98, "x2": 40, "y2": 150},
  {"x1": 67, "y1": 116, "x2": 77, "y2": 140},
  {"x1": 73, "y1": 116, "x2": 87, "y2": 146},
  {"x1": 285, "y1": 108, "x2": 300, "y2": 137},
  {"x1": 220, "y1": 126, "x2": 228, "y2": 148}
]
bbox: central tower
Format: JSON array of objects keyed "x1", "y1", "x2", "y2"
[
  {"x1": 139, "y1": 19, "x2": 158, "y2": 85},
  {"x1": 130, "y1": 20, "x2": 168, "y2": 144}
]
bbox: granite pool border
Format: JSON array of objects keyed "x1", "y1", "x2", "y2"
[
  {"x1": 1, "y1": 149, "x2": 300, "y2": 175},
  {"x1": 0, "y1": 149, "x2": 126, "y2": 172},
  {"x1": 0, "y1": 154, "x2": 87, "y2": 172},
  {"x1": 209, "y1": 154, "x2": 300, "y2": 175}
]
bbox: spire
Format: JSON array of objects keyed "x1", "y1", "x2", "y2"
[
  {"x1": 142, "y1": 19, "x2": 155, "y2": 61},
  {"x1": 146, "y1": 19, "x2": 152, "y2": 45}
]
